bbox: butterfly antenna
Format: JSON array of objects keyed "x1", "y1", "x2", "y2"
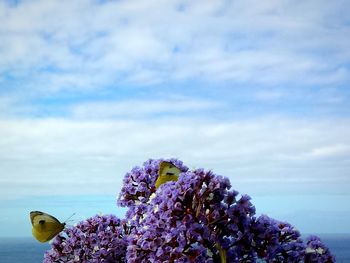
[{"x1": 64, "y1": 213, "x2": 76, "y2": 223}]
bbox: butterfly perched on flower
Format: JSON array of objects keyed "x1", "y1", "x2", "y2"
[
  {"x1": 30, "y1": 211, "x2": 65, "y2": 243},
  {"x1": 155, "y1": 161, "x2": 181, "y2": 189}
]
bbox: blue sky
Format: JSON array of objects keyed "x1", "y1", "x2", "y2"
[{"x1": 0, "y1": 0, "x2": 350, "y2": 237}]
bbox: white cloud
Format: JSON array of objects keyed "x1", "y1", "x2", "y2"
[
  {"x1": 309, "y1": 144, "x2": 350, "y2": 158},
  {"x1": 70, "y1": 98, "x2": 221, "y2": 119},
  {"x1": 0, "y1": 117, "x2": 349, "y2": 199},
  {"x1": 0, "y1": 0, "x2": 349, "y2": 93},
  {"x1": 0, "y1": 95, "x2": 37, "y2": 117}
]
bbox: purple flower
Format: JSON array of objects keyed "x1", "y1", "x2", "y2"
[
  {"x1": 251, "y1": 214, "x2": 306, "y2": 262},
  {"x1": 43, "y1": 214, "x2": 128, "y2": 263},
  {"x1": 304, "y1": 235, "x2": 335, "y2": 263}
]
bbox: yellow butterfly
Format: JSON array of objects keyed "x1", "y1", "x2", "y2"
[
  {"x1": 30, "y1": 211, "x2": 65, "y2": 243},
  {"x1": 155, "y1": 161, "x2": 181, "y2": 189}
]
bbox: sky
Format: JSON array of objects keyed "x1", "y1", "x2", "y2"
[{"x1": 0, "y1": 0, "x2": 349, "y2": 237}]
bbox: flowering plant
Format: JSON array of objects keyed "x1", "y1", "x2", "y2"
[{"x1": 44, "y1": 158, "x2": 335, "y2": 262}]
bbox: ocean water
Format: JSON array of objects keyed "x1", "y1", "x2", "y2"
[
  {"x1": 0, "y1": 237, "x2": 49, "y2": 263},
  {"x1": 317, "y1": 234, "x2": 350, "y2": 263},
  {"x1": 0, "y1": 235, "x2": 349, "y2": 262}
]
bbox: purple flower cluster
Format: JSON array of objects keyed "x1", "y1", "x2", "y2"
[
  {"x1": 43, "y1": 158, "x2": 335, "y2": 262},
  {"x1": 251, "y1": 215, "x2": 306, "y2": 262},
  {"x1": 121, "y1": 164, "x2": 257, "y2": 262},
  {"x1": 44, "y1": 214, "x2": 128, "y2": 262},
  {"x1": 118, "y1": 158, "x2": 188, "y2": 208},
  {"x1": 117, "y1": 158, "x2": 188, "y2": 229},
  {"x1": 304, "y1": 236, "x2": 335, "y2": 263}
]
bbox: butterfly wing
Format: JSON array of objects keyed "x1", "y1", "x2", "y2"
[
  {"x1": 30, "y1": 211, "x2": 65, "y2": 243},
  {"x1": 155, "y1": 161, "x2": 181, "y2": 188}
]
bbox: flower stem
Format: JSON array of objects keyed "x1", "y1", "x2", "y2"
[{"x1": 215, "y1": 243, "x2": 227, "y2": 263}]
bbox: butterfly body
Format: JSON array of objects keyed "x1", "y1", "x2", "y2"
[
  {"x1": 30, "y1": 211, "x2": 65, "y2": 243},
  {"x1": 155, "y1": 161, "x2": 181, "y2": 189}
]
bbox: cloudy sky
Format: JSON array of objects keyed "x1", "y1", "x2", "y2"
[{"x1": 0, "y1": 0, "x2": 349, "y2": 237}]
